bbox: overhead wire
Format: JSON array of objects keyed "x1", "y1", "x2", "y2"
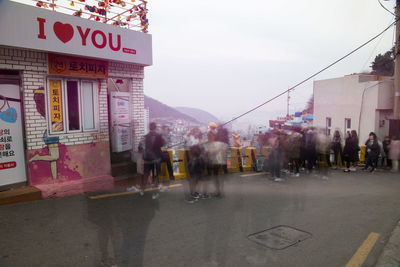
[
  {"x1": 220, "y1": 18, "x2": 399, "y2": 127},
  {"x1": 378, "y1": 0, "x2": 396, "y2": 16}
]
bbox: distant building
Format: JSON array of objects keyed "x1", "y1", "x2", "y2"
[{"x1": 313, "y1": 74, "x2": 393, "y2": 144}]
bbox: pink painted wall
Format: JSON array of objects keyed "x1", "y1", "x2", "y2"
[{"x1": 27, "y1": 141, "x2": 111, "y2": 186}]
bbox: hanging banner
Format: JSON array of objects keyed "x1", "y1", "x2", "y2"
[
  {"x1": 48, "y1": 54, "x2": 108, "y2": 78},
  {"x1": 0, "y1": 1, "x2": 152, "y2": 66},
  {"x1": 110, "y1": 92, "x2": 132, "y2": 152},
  {"x1": 49, "y1": 80, "x2": 64, "y2": 132},
  {"x1": 0, "y1": 84, "x2": 27, "y2": 186}
]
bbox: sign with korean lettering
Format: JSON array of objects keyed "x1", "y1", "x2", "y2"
[
  {"x1": 49, "y1": 80, "x2": 64, "y2": 132},
  {"x1": 110, "y1": 92, "x2": 132, "y2": 152},
  {"x1": 48, "y1": 54, "x2": 108, "y2": 78},
  {"x1": 0, "y1": 84, "x2": 27, "y2": 186},
  {"x1": 0, "y1": 1, "x2": 152, "y2": 66}
]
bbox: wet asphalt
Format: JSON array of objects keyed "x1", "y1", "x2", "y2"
[{"x1": 1, "y1": 168, "x2": 400, "y2": 267}]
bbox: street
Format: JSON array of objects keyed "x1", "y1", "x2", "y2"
[{"x1": 1, "y1": 169, "x2": 400, "y2": 267}]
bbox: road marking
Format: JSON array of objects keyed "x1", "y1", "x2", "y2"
[
  {"x1": 346, "y1": 232, "x2": 380, "y2": 267},
  {"x1": 89, "y1": 183, "x2": 183, "y2": 200},
  {"x1": 240, "y1": 172, "x2": 269, "y2": 177}
]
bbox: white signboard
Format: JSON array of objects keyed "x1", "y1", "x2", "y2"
[
  {"x1": 0, "y1": 84, "x2": 27, "y2": 186},
  {"x1": 110, "y1": 92, "x2": 132, "y2": 152},
  {"x1": 0, "y1": 1, "x2": 152, "y2": 66}
]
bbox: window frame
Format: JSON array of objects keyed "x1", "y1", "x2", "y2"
[
  {"x1": 345, "y1": 118, "x2": 351, "y2": 132},
  {"x1": 326, "y1": 117, "x2": 332, "y2": 136},
  {"x1": 80, "y1": 80, "x2": 99, "y2": 132},
  {"x1": 46, "y1": 77, "x2": 100, "y2": 135},
  {"x1": 64, "y1": 79, "x2": 82, "y2": 133}
]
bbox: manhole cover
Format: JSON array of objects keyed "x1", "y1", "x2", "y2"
[{"x1": 248, "y1": 225, "x2": 312, "y2": 250}]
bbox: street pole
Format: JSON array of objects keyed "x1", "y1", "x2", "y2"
[
  {"x1": 394, "y1": 0, "x2": 400, "y2": 119},
  {"x1": 286, "y1": 89, "x2": 290, "y2": 119}
]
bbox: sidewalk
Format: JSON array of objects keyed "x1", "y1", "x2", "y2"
[{"x1": 376, "y1": 220, "x2": 400, "y2": 267}]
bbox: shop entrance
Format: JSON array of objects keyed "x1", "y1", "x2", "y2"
[
  {"x1": 0, "y1": 74, "x2": 27, "y2": 187},
  {"x1": 107, "y1": 78, "x2": 136, "y2": 179}
]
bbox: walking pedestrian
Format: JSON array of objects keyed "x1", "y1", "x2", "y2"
[
  {"x1": 363, "y1": 132, "x2": 380, "y2": 172},
  {"x1": 332, "y1": 130, "x2": 344, "y2": 169},
  {"x1": 389, "y1": 135, "x2": 400, "y2": 172},
  {"x1": 141, "y1": 122, "x2": 165, "y2": 199}
]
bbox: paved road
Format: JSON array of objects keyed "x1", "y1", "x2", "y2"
[{"x1": 1, "y1": 169, "x2": 400, "y2": 267}]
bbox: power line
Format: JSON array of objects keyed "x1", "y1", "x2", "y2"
[
  {"x1": 221, "y1": 19, "x2": 398, "y2": 127},
  {"x1": 378, "y1": 0, "x2": 396, "y2": 16}
]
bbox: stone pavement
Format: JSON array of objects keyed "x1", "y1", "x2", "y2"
[{"x1": 376, "y1": 220, "x2": 400, "y2": 267}]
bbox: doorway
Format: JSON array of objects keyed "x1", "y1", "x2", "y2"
[
  {"x1": 0, "y1": 73, "x2": 27, "y2": 188},
  {"x1": 107, "y1": 78, "x2": 136, "y2": 179}
]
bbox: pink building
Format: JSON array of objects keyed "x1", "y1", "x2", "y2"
[{"x1": 0, "y1": 1, "x2": 152, "y2": 198}]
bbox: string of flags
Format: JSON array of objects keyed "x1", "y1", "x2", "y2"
[{"x1": 35, "y1": 0, "x2": 149, "y2": 33}]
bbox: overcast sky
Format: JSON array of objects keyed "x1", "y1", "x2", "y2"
[
  {"x1": 144, "y1": 0, "x2": 395, "y2": 124},
  {"x1": 13, "y1": 0, "x2": 397, "y2": 125}
]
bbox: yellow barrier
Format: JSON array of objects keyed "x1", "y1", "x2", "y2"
[
  {"x1": 174, "y1": 148, "x2": 190, "y2": 179},
  {"x1": 359, "y1": 145, "x2": 366, "y2": 163},
  {"x1": 243, "y1": 147, "x2": 257, "y2": 171},
  {"x1": 229, "y1": 147, "x2": 243, "y2": 172},
  {"x1": 160, "y1": 149, "x2": 174, "y2": 182}
]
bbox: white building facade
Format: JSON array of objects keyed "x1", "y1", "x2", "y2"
[
  {"x1": 313, "y1": 74, "x2": 394, "y2": 145},
  {"x1": 0, "y1": 1, "x2": 152, "y2": 197}
]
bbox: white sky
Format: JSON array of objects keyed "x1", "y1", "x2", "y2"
[
  {"x1": 144, "y1": 0, "x2": 396, "y2": 124},
  {"x1": 12, "y1": 0, "x2": 398, "y2": 125}
]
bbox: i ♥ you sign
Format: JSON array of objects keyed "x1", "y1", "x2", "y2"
[{"x1": 37, "y1": 17, "x2": 136, "y2": 54}]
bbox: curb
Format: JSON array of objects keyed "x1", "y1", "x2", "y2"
[{"x1": 376, "y1": 220, "x2": 400, "y2": 267}]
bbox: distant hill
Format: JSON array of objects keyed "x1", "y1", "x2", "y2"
[
  {"x1": 144, "y1": 95, "x2": 199, "y2": 123},
  {"x1": 175, "y1": 106, "x2": 220, "y2": 124}
]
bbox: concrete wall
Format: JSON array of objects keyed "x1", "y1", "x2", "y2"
[
  {"x1": 314, "y1": 74, "x2": 393, "y2": 145},
  {"x1": 0, "y1": 45, "x2": 145, "y2": 195}
]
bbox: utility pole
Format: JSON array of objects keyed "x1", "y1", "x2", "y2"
[
  {"x1": 286, "y1": 89, "x2": 290, "y2": 119},
  {"x1": 394, "y1": 0, "x2": 400, "y2": 119}
]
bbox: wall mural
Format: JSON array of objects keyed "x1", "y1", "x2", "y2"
[
  {"x1": 27, "y1": 87, "x2": 111, "y2": 185},
  {"x1": 29, "y1": 130, "x2": 60, "y2": 179}
]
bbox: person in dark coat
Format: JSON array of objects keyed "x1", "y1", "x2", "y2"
[
  {"x1": 343, "y1": 132, "x2": 356, "y2": 172},
  {"x1": 141, "y1": 122, "x2": 165, "y2": 199},
  {"x1": 363, "y1": 132, "x2": 380, "y2": 172},
  {"x1": 332, "y1": 130, "x2": 344, "y2": 168}
]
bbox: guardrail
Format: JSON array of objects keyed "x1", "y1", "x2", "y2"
[{"x1": 158, "y1": 145, "x2": 367, "y2": 181}]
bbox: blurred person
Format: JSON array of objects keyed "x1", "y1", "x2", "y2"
[
  {"x1": 381, "y1": 136, "x2": 392, "y2": 169},
  {"x1": 203, "y1": 126, "x2": 229, "y2": 197},
  {"x1": 287, "y1": 131, "x2": 302, "y2": 177},
  {"x1": 184, "y1": 128, "x2": 205, "y2": 203},
  {"x1": 389, "y1": 135, "x2": 400, "y2": 172},
  {"x1": 363, "y1": 132, "x2": 380, "y2": 172},
  {"x1": 332, "y1": 130, "x2": 344, "y2": 169},
  {"x1": 304, "y1": 128, "x2": 317, "y2": 173},
  {"x1": 268, "y1": 130, "x2": 283, "y2": 181},
  {"x1": 316, "y1": 129, "x2": 331, "y2": 177},
  {"x1": 343, "y1": 131, "x2": 359, "y2": 172},
  {"x1": 160, "y1": 125, "x2": 174, "y2": 186},
  {"x1": 350, "y1": 130, "x2": 360, "y2": 171},
  {"x1": 140, "y1": 122, "x2": 165, "y2": 199},
  {"x1": 207, "y1": 122, "x2": 217, "y2": 142}
]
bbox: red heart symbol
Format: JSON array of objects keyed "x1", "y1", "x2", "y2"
[{"x1": 53, "y1": 22, "x2": 74, "y2": 43}]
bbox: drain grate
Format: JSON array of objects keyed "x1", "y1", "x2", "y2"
[{"x1": 248, "y1": 225, "x2": 312, "y2": 250}]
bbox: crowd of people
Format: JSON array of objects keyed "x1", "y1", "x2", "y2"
[{"x1": 131, "y1": 122, "x2": 400, "y2": 203}]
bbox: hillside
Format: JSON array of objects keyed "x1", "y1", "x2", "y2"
[
  {"x1": 144, "y1": 95, "x2": 199, "y2": 123},
  {"x1": 175, "y1": 106, "x2": 220, "y2": 124}
]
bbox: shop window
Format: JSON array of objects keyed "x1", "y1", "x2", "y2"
[
  {"x1": 66, "y1": 81, "x2": 80, "y2": 131},
  {"x1": 326, "y1": 117, "x2": 331, "y2": 136},
  {"x1": 345, "y1": 118, "x2": 351, "y2": 133},
  {"x1": 47, "y1": 78, "x2": 99, "y2": 134}
]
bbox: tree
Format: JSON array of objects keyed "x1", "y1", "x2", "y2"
[
  {"x1": 303, "y1": 94, "x2": 313, "y2": 114},
  {"x1": 371, "y1": 50, "x2": 394, "y2": 76}
]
